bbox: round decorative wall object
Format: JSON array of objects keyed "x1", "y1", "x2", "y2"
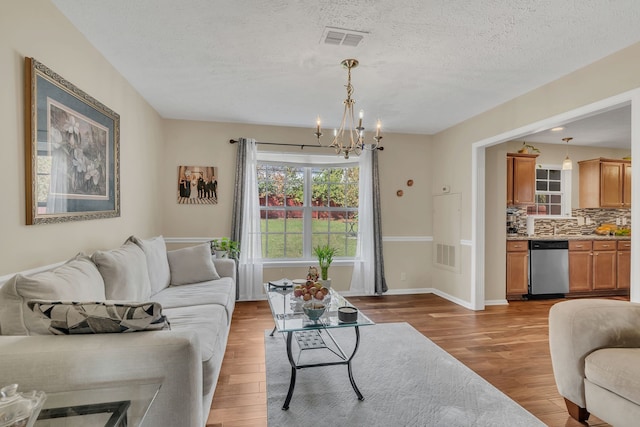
[
  {"x1": 396, "y1": 190, "x2": 404, "y2": 197},
  {"x1": 407, "y1": 179, "x2": 414, "y2": 187}
]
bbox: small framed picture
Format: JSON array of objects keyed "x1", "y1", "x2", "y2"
[{"x1": 177, "y1": 165, "x2": 218, "y2": 204}]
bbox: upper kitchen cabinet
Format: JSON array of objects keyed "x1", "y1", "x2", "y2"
[
  {"x1": 507, "y1": 153, "x2": 538, "y2": 206},
  {"x1": 578, "y1": 158, "x2": 631, "y2": 208}
]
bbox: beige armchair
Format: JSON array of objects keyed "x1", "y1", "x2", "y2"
[{"x1": 549, "y1": 298, "x2": 640, "y2": 426}]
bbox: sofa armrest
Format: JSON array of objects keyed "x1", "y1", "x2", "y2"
[
  {"x1": 0, "y1": 331, "x2": 203, "y2": 427},
  {"x1": 213, "y1": 257, "x2": 236, "y2": 282},
  {"x1": 549, "y1": 299, "x2": 640, "y2": 408}
]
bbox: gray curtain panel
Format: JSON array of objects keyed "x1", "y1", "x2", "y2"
[
  {"x1": 230, "y1": 137, "x2": 248, "y2": 300},
  {"x1": 372, "y1": 149, "x2": 388, "y2": 294}
]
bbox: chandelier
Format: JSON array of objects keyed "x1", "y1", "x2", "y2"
[{"x1": 314, "y1": 59, "x2": 382, "y2": 159}]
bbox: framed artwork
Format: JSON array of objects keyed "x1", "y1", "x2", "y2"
[
  {"x1": 24, "y1": 57, "x2": 120, "y2": 225},
  {"x1": 177, "y1": 165, "x2": 218, "y2": 204}
]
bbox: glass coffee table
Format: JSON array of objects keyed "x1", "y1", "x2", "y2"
[
  {"x1": 265, "y1": 283, "x2": 374, "y2": 410},
  {"x1": 35, "y1": 381, "x2": 161, "y2": 427}
]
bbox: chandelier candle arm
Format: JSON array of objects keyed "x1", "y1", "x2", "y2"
[{"x1": 314, "y1": 116, "x2": 322, "y2": 142}]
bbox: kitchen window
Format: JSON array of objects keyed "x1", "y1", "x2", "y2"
[
  {"x1": 530, "y1": 164, "x2": 572, "y2": 216},
  {"x1": 257, "y1": 160, "x2": 359, "y2": 260}
]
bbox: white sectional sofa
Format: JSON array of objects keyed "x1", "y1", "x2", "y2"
[{"x1": 0, "y1": 236, "x2": 236, "y2": 427}]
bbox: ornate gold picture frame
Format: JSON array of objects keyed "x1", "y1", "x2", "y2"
[{"x1": 24, "y1": 57, "x2": 120, "y2": 224}]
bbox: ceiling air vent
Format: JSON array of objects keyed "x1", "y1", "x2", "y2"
[{"x1": 321, "y1": 27, "x2": 368, "y2": 47}]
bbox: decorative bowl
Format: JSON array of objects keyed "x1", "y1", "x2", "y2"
[{"x1": 302, "y1": 302, "x2": 326, "y2": 321}]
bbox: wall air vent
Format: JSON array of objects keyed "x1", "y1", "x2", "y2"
[
  {"x1": 321, "y1": 27, "x2": 368, "y2": 47},
  {"x1": 436, "y1": 243, "x2": 457, "y2": 269}
]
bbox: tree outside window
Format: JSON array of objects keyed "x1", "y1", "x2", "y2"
[{"x1": 257, "y1": 163, "x2": 359, "y2": 260}]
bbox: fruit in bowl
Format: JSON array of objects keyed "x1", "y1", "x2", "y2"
[
  {"x1": 293, "y1": 281, "x2": 330, "y2": 302},
  {"x1": 303, "y1": 301, "x2": 326, "y2": 321}
]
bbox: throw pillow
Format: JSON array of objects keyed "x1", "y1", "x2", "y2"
[
  {"x1": 92, "y1": 241, "x2": 152, "y2": 301},
  {"x1": 0, "y1": 254, "x2": 106, "y2": 335},
  {"x1": 127, "y1": 235, "x2": 171, "y2": 295},
  {"x1": 28, "y1": 300, "x2": 170, "y2": 334},
  {"x1": 167, "y1": 243, "x2": 220, "y2": 286}
]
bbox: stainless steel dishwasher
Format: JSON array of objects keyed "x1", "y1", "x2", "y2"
[{"x1": 529, "y1": 240, "x2": 569, "y2": 297}]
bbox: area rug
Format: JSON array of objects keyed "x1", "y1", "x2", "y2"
[{"x1": 265, "y1": 322, "x2": 545, "y2": 426}]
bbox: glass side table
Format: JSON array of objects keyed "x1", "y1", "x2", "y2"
[{"x1": 35, "y1": 381, "x2": 161, "y2": 427}]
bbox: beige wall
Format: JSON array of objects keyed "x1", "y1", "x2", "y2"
[
  {"x1": 161, "y1": 120, "x2": 433, "y2": 292},
  {"x1": 5, "y1": 1, "x2": 640, "y2": 303},
  {"x1": 433, "y1": 42, "x2": 640, "y2": 303},
  {"x1": 0, "y1": 1, "x2": 164, "y2": 275}
]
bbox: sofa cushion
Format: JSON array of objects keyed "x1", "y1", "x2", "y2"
[
  {"x1": 92, "y1": 241, "x2": 152, "y2": 301},
  {"x1": 162, "y1": 304, "x2": 229, "y2": 395},
  {"x1": 128, "y1": 235, "x2": 171, "y2": 295},
  {"x1": 28, "y1": 300, "x2": 170, "y2": 334},
  {"x1": 152, "y1": 277, "x2": 235, "y2": 322},
  {"x1": 167, "y1": 244, "x2": 220, "y2": 286},
  {"x1": 0, "y1": 254, "x2": 106, "y2": 335},
  {"x1": 585, "y1": 348, "x2": 640, "y2": 406}
]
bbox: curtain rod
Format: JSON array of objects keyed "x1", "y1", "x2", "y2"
[{"x1": 228, "y1": 139, "x2": 383, "y2": 151}]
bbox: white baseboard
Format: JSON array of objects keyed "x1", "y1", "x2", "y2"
[
  {"x1": 485, "y1": 299, "x2": 509, "y2": 306},
  {"x1": 243, "y1": 287, "x2": 507, "y2": 309}
]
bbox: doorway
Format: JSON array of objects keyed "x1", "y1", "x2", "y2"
[{"x1": 471, "y1": 90, "x2": 640, "y2": 310}]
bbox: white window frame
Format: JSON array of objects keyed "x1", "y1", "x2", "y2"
[
  {"x1": 529, "y1": 163, "x2": 572, "y2": 218},
  {"x1": 256, "y1": 152, "x2": 359, "y2": 265}
]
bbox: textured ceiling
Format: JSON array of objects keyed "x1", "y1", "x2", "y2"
[{"x1": 51, "y1": 0, "x2": 640, "y2": 144}]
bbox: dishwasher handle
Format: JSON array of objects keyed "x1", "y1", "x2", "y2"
[{"x1": 530, "y1": 240, "x2": 569, "y2": 250}]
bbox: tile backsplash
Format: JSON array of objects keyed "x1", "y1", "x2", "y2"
[{"x1": 507, "y1": 207, "x2": 631, "y2": 236}]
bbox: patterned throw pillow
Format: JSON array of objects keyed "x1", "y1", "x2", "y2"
[{"x1": 27, "y1": 300, "x2": 170, "y2": 335}]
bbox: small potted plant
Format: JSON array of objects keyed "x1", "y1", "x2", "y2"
[
  {"x1": 517, "y1": 142, "x2": 540, "y2": 154},
  {"x1": 210, "y1": 237, "x2": 240, "y2": 259},
  {"x1": 313, "y1": 244, "x2": 336, "y2": 288}
]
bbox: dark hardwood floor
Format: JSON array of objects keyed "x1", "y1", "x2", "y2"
[{"x1": 207, "y1": 294, "x2": 616, "y2": 427}]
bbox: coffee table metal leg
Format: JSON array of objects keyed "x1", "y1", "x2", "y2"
[
  {"x1": 283, "y1": 331, "x2": 296, "y2": 410},
  {"x1": 347, "y1": 326, "x2": 364, "y2": 400}
]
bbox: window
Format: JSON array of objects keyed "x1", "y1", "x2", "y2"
[
  {"x1": 257, "y1": 162, "x2": 359, "y2": 260},
  {"x1": 530, "y1": 165, "x2": 571, "y2": 216}
]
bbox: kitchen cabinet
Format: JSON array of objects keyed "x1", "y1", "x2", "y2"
[
  {"x1": 507, "y1": 153, "x2": 538, "y2": 206},
  {"x1": 624, "y1": 163, "x2": 632, "y2": 206},
  {"x1": 578, "y1": 158, "x2": 632, "y2": 208},
  {"x1": 617, "y1": 240, "x2": 631, "y2": 290},
  {"x1": 568, "y1": 241, "x2": 592, "y2": 292},
  {"x1": 592, "y1": 241, "x2": 617, "y2": 290},
  {"x1": 506, "y1": 240, "x2": 529, "y2": 297}
]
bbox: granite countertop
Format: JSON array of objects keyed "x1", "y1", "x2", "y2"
[{"x1": 507, "y1": 234, "x2": 631, "y2": 241}]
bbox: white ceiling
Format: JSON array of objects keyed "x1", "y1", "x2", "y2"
[
  {"x1": 51, "y1": 0, "x2": 640, "y2": 146},
  {"x1": 520, "y1": 104, "x2": 631, "y2": 149}
]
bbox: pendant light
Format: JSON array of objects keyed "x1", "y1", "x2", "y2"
[{"x1": 562, "y1": 137, "x2": 573, "y2": 170}]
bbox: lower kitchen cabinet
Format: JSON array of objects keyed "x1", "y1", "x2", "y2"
[
  {"x1": 569, "y1": 241, "x2": 592, "y2": 292},
  {"x1": 567, "y1": 239, "x2": 628, "y2": 296},
  {"x1": 506, "y1": 240, "x2": 528, "y2": 298},
  {"x1": 592, "y1": 241, "x2": 617, "y2": 290},
  {"x1": 617, "y1": 240, "x2": 631, "y2": 290},
  {"x1": 514, "y1": 238, "x2": 631, "y2": 299}
]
